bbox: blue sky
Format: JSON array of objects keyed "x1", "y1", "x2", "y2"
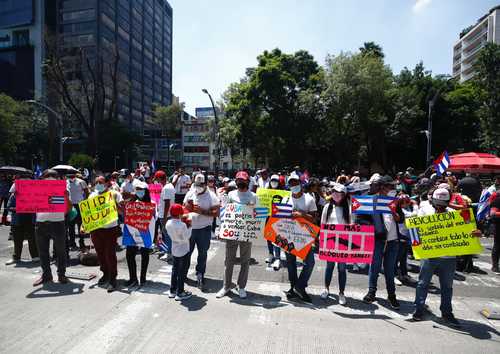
[{"x1": 169, "y1": 0, "x2": 498, "y2": 114}]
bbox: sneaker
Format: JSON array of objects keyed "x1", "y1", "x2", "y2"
[
  {"x1": 31, "y1": 257, "x2": 40, "y2": 262},
  {"x1": 492, "y1": 266, "x2": 500, "y2": 274},
  {"x1": 168, "y1": 291, "x2": 176, "y2": 298},
  {"x1": 272, "y1": 259, "x2": 281, "y2": 271},
  {"x1": 442, "y1": 313, "x2": 461, "y2": 328},
  {"x1": 265, "y1": 255, "x2": 273, "y2": 264},
  {"x1": 284, "y1": 288, "x2": 298, "y2": 300},
  {"x1": 394, "y1": 277, "x2": 403, "y2": 286},
  {"x1": 388, "y1": 294, "x2": 400, "y2": 310},
  {"x1": 175, "y1": 291, "x2": 192, "y2": 301},
  {"x1": 294, "y1": 287, "x2": 312, "y2": 303},
  {"x1": 339, "y1": 293, "x2": 347, "y2": 305},
  {"x1": 33, "y1": 276, "x2": 52, "y2": 287},
  {"x1": 107, "y1": 282, "x2": 117, "y2": 293},
  {"x1": 216, "y1": 287, "x2": 230, "y2": 298},
  {"x1": 320, "y1": 289, "x2": 329, "y2": 300},
  {"x1": 58, "y1": 275, "x2": 69, "y2": 284},
  {"x1": 97, "y1": 274, "x2": 109, "y2": 286},
  {"x1": 125, "y1": 279, "x2": 138, "y2": 287},
  {"x1": 238, "y1": 288, "x2": 247, "y2": 299},
  {"x1": 363, "y1": 292, "x2": 376, "y2": 303},
  {"x1": 5, "y1": 258, "x2": 19, "y2": 265},
  {"x1": 352, "y1": 264, "x2": 360, "y2": 272},
  {"x1": 412, "y1": 310, "x2": 424, "y2": 321}
]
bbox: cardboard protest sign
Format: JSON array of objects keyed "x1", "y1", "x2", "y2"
[
  {"x1": 256, "y1": 188, "x2": 291, "y2": 216},
  {"x1": 15, "y1": 180, "x2": 67, "y2": 213},
  {"x1": 319, "y1": 224, "x2": 375, "y2": 264},
  {"x1": 405, "y1": 208, "x2": 483, "y2": 259},
  {"x1": 148, "y1": 183, "x2": 162, "y2": 205},
  {"x1": 123, "y1": 201, "x2": 156, "y2": 248},
  {"x1": 219, "y1": 203, "x2": 267, "y2": 242},
  {"x1": 79, "y1": 191, "x2": 118, "y2": 233},
  {"x1": 264, "y1": 217, "x2": 320, "y2": 259}
]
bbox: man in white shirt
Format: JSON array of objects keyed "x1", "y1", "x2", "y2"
[
  {"x1": 173, "y1": 167, "x2": 191, "y2": 204},
  {"x1": 257, "y1": 169, "x2": 270, "y2": 190},
  {"x1": 120, "y1": 174, "x2": 135, "y2": 200},
  {"x1": 66, "y1": 174, "x2": 89, "y2": 250},
  {"x1": 183, "y1": 174, "x2": 220, "y2": 290},
  {"x1": 33, "y1": 169, "x2": 72, "y2": 286},
  {"x1": 155, "y1": 170, "x2": 175, "y2": 261}
]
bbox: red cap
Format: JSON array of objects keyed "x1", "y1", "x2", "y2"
[
  {"x1": 170, "y1": 203, "x2": 184, "y2": 217},
  {"x1": 235, "y1": 171, "x2": 249, "y2": 181},
  {"x1": 154, "y1": 170, "x2": 166, "y2": 179}
]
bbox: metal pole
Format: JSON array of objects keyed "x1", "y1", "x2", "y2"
[
  {"x1": 202, "y1": 89, "x2": 220, "y2": 175},
  {"x1": 426, "y1": 100, "x2": 433, "y2": 166}
]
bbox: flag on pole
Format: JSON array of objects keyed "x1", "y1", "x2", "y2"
[
  {"x1": 351, "y1": 196, "x2": 397, "y2": 214},
  {"x1": 433, "y1": 151, "x2": 450, "y2": 176}
]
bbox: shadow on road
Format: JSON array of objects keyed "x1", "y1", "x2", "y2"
[
  {"x1": 179, "y1": 294, "x2": 207, "y2": 311},
  {"x1": 26, "y1": 281, "x2": 84, "y2": 298},
  {"x1": 229, "y1": 290, "x2": 286, "y2": 309}
]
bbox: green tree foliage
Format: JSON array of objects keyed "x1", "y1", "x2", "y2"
[
  {"x1": 68, "y1": 153, "x2": 95, "y2": 170},
  {"x1": 359, "y1": 41, "x2": 385, "y2": 59},
  {"x1": 152, "y1": 102, "x2": 185, "y2": 138},
  {"x1": 0, "y1": 94, "x2": 28, "y2": 161}
]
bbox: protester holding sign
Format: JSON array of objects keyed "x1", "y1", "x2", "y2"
[
  {"x1": 33, "y1": 169, "x2": 72, "y2": 286},
  {"x1": 66, "y1": 173, "x2": 89, "y2": 250},
  {"x1": 86, "y1": 174, "x2": 123, "y2": 293},
  {"x1": 216, "y1": 171, "x2": 256, "y2": 299},
  {"x1": 412, "y1": 188, "x2": 482, "y2": 327},
  {"x1": 319, "y1": 183, "x2": 351, "y2": 305}
]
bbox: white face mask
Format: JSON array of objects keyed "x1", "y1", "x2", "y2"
[
  {"x1": 290, "y1": 185, "x2": 301, "y2": 194},
  {"x1": 195, "y1": 186, "x2": 205, "y2": 194},
  {"x1": 95, "y1": 184, "x2": 105, "y2": 193},
  {"x1": 270, "y1": 181, "x2": 279, "y2": 189}
]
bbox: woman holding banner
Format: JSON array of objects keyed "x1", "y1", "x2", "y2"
[{"x1": 319, "y1": 183, "x2": 351, "y2": 305}]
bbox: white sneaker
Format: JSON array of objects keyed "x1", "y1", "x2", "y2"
[
  {"x1": 395, "y1": 277, "x2": 403, "y2": 286},
  {"x1": 216, "y1": 287, "x2": 230, "y2": 298},
  {"x1": 339, "y1": 293, "x2": 347, "y2": 305},
  {"x1": 238, "y1": 288, "x2": 247, "y2": 299},
  {"x1": 5, "y1": 258, "x2": 18, "y2": 265},
  {"x1": 175, "y1": 291, "x2": 192, "y2": 301},
  {"x1": 31, "y1": 257, "x2": 40, "y2": 262},
  {"x1": 168, "y1": 291, "x2": 176, "y2": 298},
  {"x1": 320, "y1": 289, "x2": 329, "y2": 300},
  {"x1": 352, "y1": 264, "x2": 359, "y2": 272},
  {"x1": 272, "y1": 259, "x2": 281, "y2": 271},
  {"x1": 265, "y1": 255, "x2": 273, "y2": 263}
]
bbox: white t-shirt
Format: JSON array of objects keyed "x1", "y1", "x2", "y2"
[
  {"x1": 174, "y1": 174, "x2": 191, "y2": 195},
  {"x1": 183, "y1": 189, "x2": 220, "y2": 229},
  {"x1": 36, "y1": 178, "x2": 69, "y2": 222},
  {"x1": 285, "y1": 193, "x2": 317, "y2": 214},
  {"x1": 227, "y1": 190, "x2": 257, "y2": 206},
  {"x1": 320, "y1": 202, "x2": 351, "y2": 225},
  {"x1": 88, "y1": 190, "x2": 123, "y2": 229},
  {"x1": 67, "y1": 178, "x2": 87, "y2": 204},
  {"x1": 159, "y1": 183, "x2": 175, "y2": 218},
  {"x1": 120, "y1": 180, "x2": 135, "y2": 194},
  {"x1": 166, "y1": 218, "x2": 192, "y2": 257},
  {"x1": 257, "y1": 177, "x2": 270, "y2": 190}
]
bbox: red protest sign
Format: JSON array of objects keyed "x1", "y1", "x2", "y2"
[
  {"x1": 148, "y1": 183, "x2": 162, "y2": 204},
  {"x1": 15, "y1": 180, "x2": 67, "y2": 213},
  {"x1": 124, "y1": 201, "x2": 156, "y2": 231}
]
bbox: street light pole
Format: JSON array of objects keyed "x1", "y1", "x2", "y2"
[
  {"x1": 26, "y1": 100, "x2": 64, "y2": 163},
  {"x1": 202, "y1": 88, "x2": 220, "y2": 175},
  {"x1": 426, "y1": 89, "x2": 441, "y2": 166}
]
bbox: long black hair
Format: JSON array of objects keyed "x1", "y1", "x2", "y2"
[{"x1": 325, "y1": 194, "x2": 351, "y2": 224}]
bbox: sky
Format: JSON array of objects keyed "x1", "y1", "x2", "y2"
[{"x1": 169, "y1": 0, "x2": 499, "y2": 115}]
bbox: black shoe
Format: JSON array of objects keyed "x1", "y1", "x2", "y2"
[
  {"x1": 107, "y1": 281, "x2": 117, "y2": 293},
  {"x1": 363, "y1": 292, "x2": 376, "y2": 303},
  {"x1": 196, "y1": 273, "x2": 204, "y2": 289},
  {"x1": 140, "y1": 278, "x2": 146, "y2": 287},
  {"x1": 125, "y1": 279, "x2": 138, "y2": 287},
  {"x1": 294, "y1": 287, "x2": 312, "y2": 303},
  {"x1": 388, "y1": 294, "x2": 400, "y2": 310},
  {"x1": 33, "y1": 276, "x2": 53, "y2": 287},
  {"x1": 412, "y1": 310, "x2": 424, "y2": 321},
  {"x1": 98, "y1": 274, "x2": 109, "y2": 286},
  {"x1": 284, "y1": 288, "x2": 298, "y2": 300},
  {"x1": 58, "y1": 275, "x2": 69, "y2": 284},
  {"x1": 492, "y1": 266, "x2": 500, "y2": 273},
  {"x1": 441, "y1": 313, "x2": 461, "y2": 328}
]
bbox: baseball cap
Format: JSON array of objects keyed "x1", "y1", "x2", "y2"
[
  {"x1": 379, "y1": 175, "x2": 396, "y2": 185},
  {"x1": 170, "y1": 203, "x2": 184, "y2": 217},
  {"x1": 332, "y1": 183, "x2": 347, "y2": 193},
  {"x1": 235, "y1": 171, "x2": 249, "y2": 181},
  {"x1": 194, "y1": 174, "x2": 206, "y2": 185},
  {"x1": 134, "y1": 181, "x2": 148, "y2": 190},
  {"x1": 438, "y1": 183, "x2": 451, "y2": 191},
  {"x1": 222, "y1": 177, "x2": 230, "y2": 183},
  {"x1": 369, "y1": 173, "x2": 381, "y2": 184},
  {"x1": 270, "y1": 174, "x2": 279, "y2": 181},
  {"x1": 432, "y1": 188, "x2": 451, "y2": 206},
  {"x1": 154, "y1": 170, "x2": 166, "y2": 179},
  {"x1": 288, "y1": 172, "x2": 300, "y2": 182}
]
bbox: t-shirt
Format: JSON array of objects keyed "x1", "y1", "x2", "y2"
[
  {"x1": 320, "y1": 202, "x2": 350, "y2": 225},
  {"x1": 67, "y1": 178, "x2": 87, "y2": 204},
  {"x1": 121, "y1": 180, "x2": 135, "y2": 194},
  {"x1": 227, "y1": 190, "x2": 257, "y2": 206},
  {"x1": 173, "y1": 174, "x2": 191, "y2": 195},
  {"x1": 158, "y1": 183, "x2": 175, "y2": 218},
  {"x1": 257, "y1": 177, "x2": 270, "y2": 190},
  {"x1": 183, "y1": 189, "x2": 220, "y2": 229},
  {"x1": 88, "y1": 190, "x2": 123, "y2": 229},
  {"x1": 284, "y1": 193, "x2": 317, "y2": 214},
  {"x1": 166, "y1": 218, "x2": 192, "y2": 257}
]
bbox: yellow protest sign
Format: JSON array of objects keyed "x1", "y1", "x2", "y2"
[
  {"x1": 405, "y1": 208, "x2": 483, "y2": 259},
  {"x1": 79, "y1": 191, "x2": 118, "y2": 233},
  {"x1": 256, "y1": 188, "x2": 291, "y2": 216}
]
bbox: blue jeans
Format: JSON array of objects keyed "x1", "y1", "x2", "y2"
[
  {"x1": 286, "y1": 249, "x2": 315, "y2": 290},
  {"x1": 188, "y1": 226, "x2": 211, "y2": 276},
  {"x1": 368, "y1": 239, "x2": 399, "y2": 295},
  {"x1": 395, "y1": 239, "x2": 409, "y2": 277},
  {"x1": 415, "y1": 258, "x2": 456, "y2": 315},
  {"x1": 266, "y1": 240, "x2": 281, "y2": 260},
  {"x1": 159, "y1": 218, "x2": 172, "y2": 254},
  {"x1": 325, "y1": 262, "x2": 347, "y2": 293}
]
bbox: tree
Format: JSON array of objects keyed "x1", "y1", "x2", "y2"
[
  {"x1": 359, "y1": 41, "x2": 385, "y2": 59},
  {"x1": 68, "y1": 153, "x2": 95, "y2": 170},
  {"x1": 152, "y1": 102, "x2": 185, "y2": 138}
]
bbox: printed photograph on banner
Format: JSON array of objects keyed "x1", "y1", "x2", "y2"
[
  {"x1": 15, "y1": 180, "x2": 67, "y2": 213},
  {"x1": 256, "y1": 188, "x2": 291, "y2": 216},
  {"x1": 123, "y1": 201, "x2": 156, "y2": 248},
  {"x1": 319, "y1": 224, "x2": 375, "y2": 264},
  {"x1": 264, "y1": 217, "x2": 319, "y2": 260},
  {"x1": 219, "y1": 203, "x2": 267, "y2": 242},
  {"x1": 405, "y1": 208, "x2": 483, "y2": 259},
  {"x1": 148, "y1": 183, "x2": 162, "y2": 205},
  {"x1": 79, "y1": 191, "x2": 118, "y2": 233}
]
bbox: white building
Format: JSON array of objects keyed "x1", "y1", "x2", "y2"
[{"x1": 452, "y1": 6, "x2": 500, "y2": 82}]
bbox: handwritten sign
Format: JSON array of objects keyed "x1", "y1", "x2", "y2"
[
  {"x1": 148, "y1": 183, "x2": 162, "y2": 205},
  {"x1": 405, "y1": 208, "x2": 483, "y2": 259},
  {"x1": 79, "y1": 192, "x2": 118, "y2": 233},
  {"x1": 319, "y1": 224, "x2": 375, "y2": 264},
  {"x1": 256, "y1": 188, "x2": 291, "y2": 216},
  {"x1": 218, "y1": 203, "x2": 267, "y2": 242},
  {"x1": 264, "y1": 217, "x2": 320, "y2": 260},
  {"x1": 15, "y1": 180, "x2": 67, "y2": 213},
  {"x1": 124, "y1": 202, "x2": 156, "y2": 231}
]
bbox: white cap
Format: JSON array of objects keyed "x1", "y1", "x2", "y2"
[
  {"x1": 288, "y1": 172, "x2": 300, "y2": 181},
  {"x1": 369, "y1": 173, "x2": 381, "y2": 184},
  {"x1": 270, "y1": 174, "x2": 279, "y2": 181},
  {"x1": 432, "y1": 188, "x2": 451, "y2": 206},
  {"x1": 331, "y1": 183, "x2": 347, "y2": 193},
  {"x1": 194, "y1": 174, "x2": 205, "y2": 185},
  {"x1": 438, "y1": 183, "x2": 451, "y2": 191},
  {"x1": 134, "y1": 181, "x2": 148, "y2": 190},
  {"x1": 222, "y1": 177, "x2": 230, "y2": 183}
]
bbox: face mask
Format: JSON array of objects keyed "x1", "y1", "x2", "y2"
[
  {"x1": 118, "y1": 178, "x2": 124, "y2": 185},
  {"x1": 290, "y1": 185, "x2": 301, "y2": 194},
  {"x1": 195, "y1": 186, "x2": 205, "y2": 194},
  {"x1": 332, "y1": 192, "x2": 344, "y2": 204},
  {"x1": 136, "y1": 190, "x2": 145, "y2": 199},
  {"x1": 95, "y1": 184, "x2": 105, "y2": 193},
  {"x1": 270, "y1": 181, "x2": 279, "y2": 189},
  {"x1": 236, "y1": 181, "x2": 248, "y2": 190}
]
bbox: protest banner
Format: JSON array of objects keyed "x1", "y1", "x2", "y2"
[
  {"x1": 123, "y1": 201, "x2": 156, "y2": 248},
  {"x1": 351, "y1": 195, "x2": 397, "y2": 214},
  {"x1": 219, "y1": 203, "x2": 267, "y2": 242},
  {"x1": 15, "y1": 180, "x2": 67, "y2": 213},
  {"x1": 79, "y1": 191, "x2": 118, "y2": 233},
  {"x1": 264, "y1": 217, "x2": 320, "y2": 259},
  {"x1": 405, "y1": 208, "x2": 483, "y2": 259},
  {"x1": 256, "y1": 188, "x2": 291, "y2": 216},
  {"x1": 148, "y1": 183, "x2": 162, "y2": 205},
  {"x1": 319, "y1": 224, "x2": 375, "y2": 264}
]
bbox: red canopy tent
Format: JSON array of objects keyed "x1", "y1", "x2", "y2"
[{"x1": 448, "y1": 152, "x2": 500, "y2": 173}]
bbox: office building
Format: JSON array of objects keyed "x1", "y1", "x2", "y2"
[{"x1": 453, "y1": 5, "x2": 500, "y2": 82}]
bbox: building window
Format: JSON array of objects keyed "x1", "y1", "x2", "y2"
[
  {"x1": 62, "y1": 9, "x2": 96, "y2": 22},
  {"x1": 12, "y1": 30, "x2": 30, "y2": 46}
]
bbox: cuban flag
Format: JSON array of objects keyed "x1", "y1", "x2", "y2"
[
  {"x1": 151, "y1": 158, "x2": 156, "y2": 173},
  {"x1": 253, "y1": 207, "x2": 269, "y2": 219},
  {"x1": 351, "y1": 196, "x2": 397, "y2": 214},
  {"x1": 49, "y1": 196, "x2": 65, "y2": 205},
  {"x1": 158, "y1": 239, "x2": 169, "y2": 253},
  {"x1": 35, "y1": 164, "x2": 42, "y2": 179},
  {"x1": 433, "y1": 151, "x2": 450, "y2": 176},
  {"x1": 477, "y1": 186, "x2": 497, "y2": 222},
  {"x1": 122, "y1": 216, "x2": 156, "y2": 249},
  {"x1": 409, "y1": 227, "x2": 421, "y2": 246},
  {"x1": 271, "y1": 203, "x2": 293, "y2": 218}
]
